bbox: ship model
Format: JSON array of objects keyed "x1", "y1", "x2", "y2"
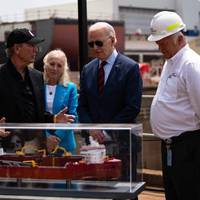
[{"x1": 0, "y1": 145, "x2": 121, "y2": 180}]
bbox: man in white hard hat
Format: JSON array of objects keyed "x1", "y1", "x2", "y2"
[{"x1": 148, "y1": 11, "x2": 200, "y2": 200}]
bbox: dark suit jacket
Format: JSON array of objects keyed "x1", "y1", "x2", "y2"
[
  {"x1": 78, "y1": 53, "x2": 142, "y2": 124},
  {"x1": 0, "y1": 60, "x2": 52, "y2": 148}
]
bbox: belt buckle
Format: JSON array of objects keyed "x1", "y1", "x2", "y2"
[{"x1": 165, "y1": 138, "x2": 172, "y2": 144}]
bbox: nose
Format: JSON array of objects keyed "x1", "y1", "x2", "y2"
[
  {"x1": 50, "y1": 65, "x2": 57, "y2": 70},
  {"x1": 93, "y1": 44, "x2": 98, "y2": 49}
]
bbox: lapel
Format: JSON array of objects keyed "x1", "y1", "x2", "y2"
[
  {"x1": 52, "y1": 85, "x2": 59, "y2": 114},
  {"x1": 103, "y1": 54, "x2": 121, "y2": 94},
  {"x1": 28, "y1": 68, "x2": 43, "y2": 114},
  {"x1": 52, "y1": 85, "x2": 65, "y2": 114}
]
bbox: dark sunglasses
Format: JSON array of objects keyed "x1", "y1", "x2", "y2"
[
  {"x1": 88, "y1": 37, "x2": 112, "y2": 48},
  {"x1": 88, "y1": 40, "x2": 104, "y2": 48}
]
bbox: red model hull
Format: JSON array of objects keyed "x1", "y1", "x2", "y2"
[{"x1": 0, "y1": 155, "x2": 121, "y2": 180}]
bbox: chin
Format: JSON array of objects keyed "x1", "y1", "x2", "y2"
[
  {"x1": 96, "y1": 55, "x2": 105, "y2": 61},
  {"x1": 96, "y1": 53, "x2": 103, "y2": 59}
]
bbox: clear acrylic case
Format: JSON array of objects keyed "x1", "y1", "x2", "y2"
[{"x1": 0, "y1": 123, "x2": 145, "y2": 199}]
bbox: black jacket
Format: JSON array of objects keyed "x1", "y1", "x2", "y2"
[{"x1": 0, "y1": 60, "x2": 53, "y2": 149}]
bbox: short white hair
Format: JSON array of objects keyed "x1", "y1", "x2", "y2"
[{"x1": 89, "y1": 22, "x2": 117, "y2": 43}]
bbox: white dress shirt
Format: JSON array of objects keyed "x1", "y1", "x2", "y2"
[{"x1": 150, "y1": 44, "x2": 200, "y2": 139}]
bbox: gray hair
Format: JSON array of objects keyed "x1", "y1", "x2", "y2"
[{"x1": 89, "y1": 22, "x2": 117, "y2": 43}]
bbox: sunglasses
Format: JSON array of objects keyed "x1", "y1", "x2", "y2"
[
  {"x1": 88, "y1": 40, "x2": 104, "y2": 48},
  {"x1": 88, "y1": 37, "x2": 111, "y2": 48}
]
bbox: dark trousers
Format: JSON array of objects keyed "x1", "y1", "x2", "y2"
[{"x1": 161, "y1": 130, "x2": 200, "y2": 200}]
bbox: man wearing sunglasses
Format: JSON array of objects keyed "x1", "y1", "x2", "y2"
[{"x1": 78, "y1": 22, "x2": 142, "y2": 198}]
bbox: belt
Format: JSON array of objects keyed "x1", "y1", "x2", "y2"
[{"x1": 163, "y1": 129, "x2": 200, "y2": 145}]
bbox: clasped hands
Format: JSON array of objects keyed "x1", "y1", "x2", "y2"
[
  {"x1": 89, "y1": 130, "x2": 106, "y2": 144},
  {"x1": 89, "y1": 130, "x2": 112, "y2": 144}
]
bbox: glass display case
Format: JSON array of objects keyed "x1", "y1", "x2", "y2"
[{"x1": 0, "y1": 123, "x2": 145, "y2": 199}]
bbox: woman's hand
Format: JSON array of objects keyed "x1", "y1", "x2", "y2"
[{"x1": 54, "y1": 107, "x2": 75, "y2": 123}]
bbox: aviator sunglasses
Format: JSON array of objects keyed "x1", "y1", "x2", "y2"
[{"x1": 88, "y1": 37, "x2": 111, "y2": 48}]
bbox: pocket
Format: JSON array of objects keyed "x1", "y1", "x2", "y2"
[{"x1": 160, "y1": 76, "x2": 178, "y2": 100}]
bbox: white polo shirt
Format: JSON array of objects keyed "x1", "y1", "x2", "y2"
[{"x1": 150, "y1": 44, "x2": 200, "y2": 139}]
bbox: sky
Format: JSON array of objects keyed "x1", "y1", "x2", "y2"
[{"x1": 0, "y1": 0, "x2": 76, "y2": 22}]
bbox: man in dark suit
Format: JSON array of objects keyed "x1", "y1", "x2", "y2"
[
  {"x1": 0, "y1": 28, "x2": 75, "y2": 152},
  {"x1": 78, "y1": 22, "x2": 142, "y2": 199}
]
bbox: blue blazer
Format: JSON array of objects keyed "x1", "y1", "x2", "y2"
[
  {"x1": 45, "y1": 82, "x2": 78, "y2": 153},
  {"x1": 78, "y1": 53, "x2": 142, "y2": 123}
]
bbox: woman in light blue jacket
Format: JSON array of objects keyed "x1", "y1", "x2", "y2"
[{"x1": 43, "y1": 49, "x2": 78, "y2": 154}]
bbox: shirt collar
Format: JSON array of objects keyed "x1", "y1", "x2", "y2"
[
  {"x1": 99, "y1": 49, "x2": 118, "y2": 66},
  {"x1": 168, "y1": 44, "x2": 189, "y2": 64}
]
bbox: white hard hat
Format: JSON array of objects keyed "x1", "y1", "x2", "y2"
[{"x1": 148, "y1": 11, "x2": 186, "y2": 42}]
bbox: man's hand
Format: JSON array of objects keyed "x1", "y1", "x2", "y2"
[
  {"x1": 0, "y1": 117, "x2": 10, "y2": 137},
  {"x1": 54, "y1": 107, "x2": 75, "y2": 123},
  {"x1": 89, "y1": 130, "x2": 105, "y2": 144}
]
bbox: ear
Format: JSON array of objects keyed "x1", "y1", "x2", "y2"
[
  {"x1": 177, "y1": 34, "x2": 184, "y2": 45},
  {"x1": 111, "y1": 37, "x2": 117, "y2": 45},
  {"x1": 14, "y1": 44, "x2": 21, "y2": 54}
]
